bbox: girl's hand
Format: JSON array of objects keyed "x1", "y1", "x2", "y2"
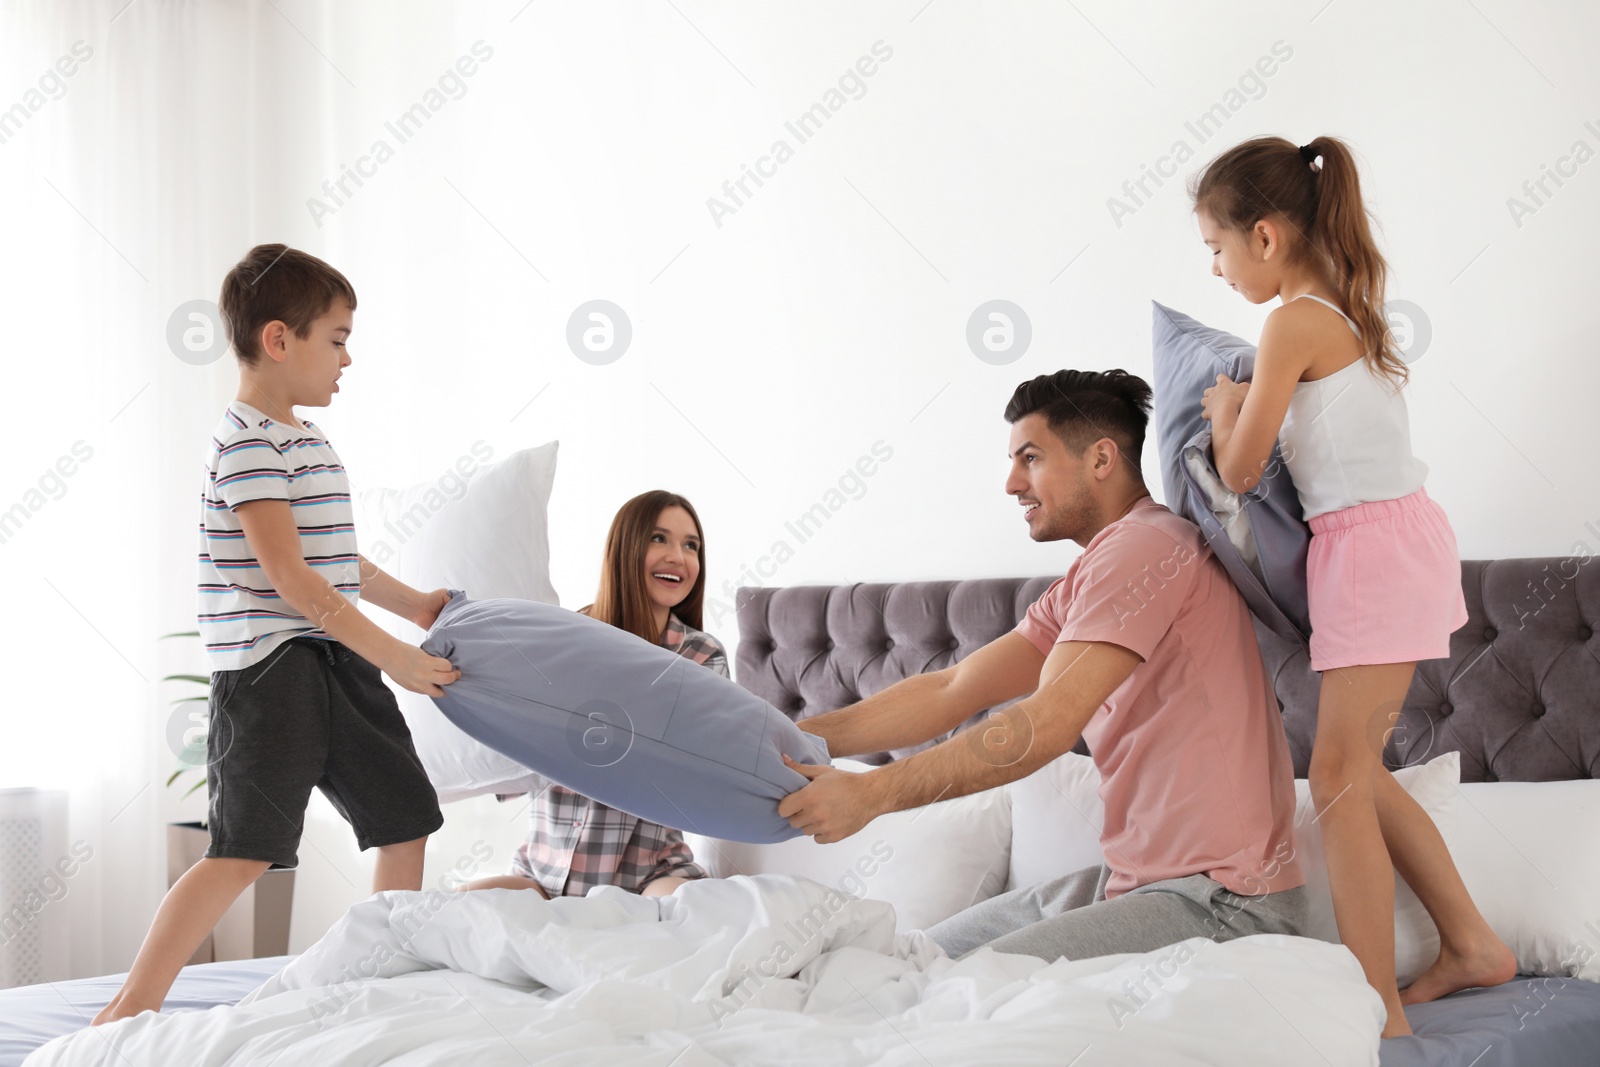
[{"x1": 1201, "y1": 373, "x2": 1250, "y2": 423}]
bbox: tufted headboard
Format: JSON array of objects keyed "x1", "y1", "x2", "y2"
[
  {"x1": 735, "y1": 556, "x2": 1599, "y2": 781},
  {"x1": 735, "y1": 578, "x2": 1058, "y2": 765}
]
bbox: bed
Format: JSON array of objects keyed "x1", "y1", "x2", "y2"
[
  {"x1": 0, "y1": 956, "x2": 289, "y2": 1067},
  {"x1": 7, "y1": 556, "x2": 1596, "y2": 1066},
  {"x1": 734, "y1": 557, "x2": 1600, "y2": 1066}
]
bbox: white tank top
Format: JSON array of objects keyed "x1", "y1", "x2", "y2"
[{"x1": 1276, "y1": 294, "x2": 1428, "y2": 520}]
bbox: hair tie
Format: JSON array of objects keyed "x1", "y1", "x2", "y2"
[{"x1": 1299, "y1": 143, "x2": 1320, "y2": 169}]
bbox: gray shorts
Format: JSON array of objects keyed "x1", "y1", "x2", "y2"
[
  {"x1": 205, "y1": 637, "x2": 443, "y2": 869},
  {"x1": 925, "y1": 864, "x2": 1308, "y2": 962}
]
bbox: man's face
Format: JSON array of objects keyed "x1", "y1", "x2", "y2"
[{"x1": 1005, "y1": 413, "x2": 1097, "y2": 544}]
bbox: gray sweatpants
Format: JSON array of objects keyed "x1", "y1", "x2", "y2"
[{"x1": 926, "y1": 864, "x2": 1308, "y2": 962}]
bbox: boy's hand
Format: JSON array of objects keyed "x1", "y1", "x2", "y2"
[
  {"x1": 383, "y1": 643, "x2": 461, "y2": 697},
  {"x1": 409, "y1": 588, "x2": 454, "y2": 632}
]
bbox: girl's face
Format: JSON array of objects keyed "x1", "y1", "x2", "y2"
[
  {"x1": 1198, "y1": 210, "x2": 1282, "y2": 305},
  {"x1": 642, "y1": 505, "x2": 701, "y2": 613}
]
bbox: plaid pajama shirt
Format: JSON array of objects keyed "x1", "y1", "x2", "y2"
[{"x1": 508, "y1": 613, "x2": 727, "y2": 897}]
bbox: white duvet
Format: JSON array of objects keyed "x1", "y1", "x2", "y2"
[{"x1": 29, "y1": 875, "x2": 1383, "y2": 1066}]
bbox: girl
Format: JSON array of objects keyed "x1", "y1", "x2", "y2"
[
  {"x1": 458, "y1": 490, "x2": 726, "y2": 899},
  {"x1": 1191, "y1": 136, "x2": 1514, "y2": 1037}
]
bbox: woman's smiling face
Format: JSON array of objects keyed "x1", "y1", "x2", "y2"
[{"x1": 643, "y1": 505, "x2": 701, "y2": 613}]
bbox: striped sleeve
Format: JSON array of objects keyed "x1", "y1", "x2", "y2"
[{"x1": 212, "y1": 434, "x2": 290, "y2": 509}]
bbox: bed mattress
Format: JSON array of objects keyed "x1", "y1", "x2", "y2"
[{"x1": 0, "y1": 956, "x2": 290, "y2": 1067}]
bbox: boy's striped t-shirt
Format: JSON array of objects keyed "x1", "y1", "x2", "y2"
[{"x1": 199, "y1": 401, "x2": 361, "y2": 671}]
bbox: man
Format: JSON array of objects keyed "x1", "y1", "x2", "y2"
[{"x1": 779, "y1": 369, "x2": 1306, "y2": 961}]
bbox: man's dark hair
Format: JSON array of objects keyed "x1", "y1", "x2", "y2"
[
  {"x1": 219, "y1": 244, "x2": 357, "y2": 366},
  {"x1": 1004, "y1": 369, "x2": 1154, "y2": 476}
]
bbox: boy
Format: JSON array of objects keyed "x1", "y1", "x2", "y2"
[{"x1": 94, "y1": 244, "x2": 459, "y2": 1025}]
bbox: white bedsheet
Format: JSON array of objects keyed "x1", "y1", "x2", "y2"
[{"x1": 27, "y1": 875, "x2": 1383, "y2": 1065}]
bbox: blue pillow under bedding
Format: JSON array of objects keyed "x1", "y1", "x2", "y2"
[
  {"x1": 421, "y1": 591, "x2": 830, "y2": 843},
  {"x1": 1151, "y1": 301, "x2": 1313, "y2": 646}
]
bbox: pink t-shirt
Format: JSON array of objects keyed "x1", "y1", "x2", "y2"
[{"x1": 1015, "y1": 496, "x2": 1304, "y2": 899}]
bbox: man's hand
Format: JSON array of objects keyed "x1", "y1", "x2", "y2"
[
  {"x1": 381, "y1": 643, "x2": 461, "y2": 697},
  {"x1": 409, "y1": 587, "x2": 453, "y2": 632},
  {"x1": 777, "y1": 756, "x2": 882, "y2": 844}
]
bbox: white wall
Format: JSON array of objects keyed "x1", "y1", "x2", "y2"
[
  {"x1": 305, "y1": 0, "x2": 1600, "y2": 613},
  {"x1": 5, "y1": 0, "x2": 1598, "y2": 968}
]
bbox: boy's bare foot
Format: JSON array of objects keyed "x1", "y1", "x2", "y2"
[
  {"x1": 1399, "y1": 937, "x2": 1518, "y2": 1006},
  {"x1": 91, "y1": 992, "x2": 159, "y2": 1027}
]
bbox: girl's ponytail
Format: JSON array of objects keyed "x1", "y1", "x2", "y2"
[
  {"x1": 1303, "y1": 137, "x2": 1407, "y2": 386},
  {"x1": 1191, "y1": 135, "x2": 1407, "y2": 387}
]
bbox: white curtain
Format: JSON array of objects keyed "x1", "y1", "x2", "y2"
[
  {"x1": 2, "y1": 0, "x2": 568, "y2": 974},
  {"x1": 0, "y1": 0, "x2": 343, "y2": 977}
]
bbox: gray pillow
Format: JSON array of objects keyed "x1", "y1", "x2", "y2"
[
  {"x1": 1151, "y1": 302, "x2": 1312, "y2": 646},
  {"x1": 421, "y1": 591, "x2": 830, "y2": 843}
]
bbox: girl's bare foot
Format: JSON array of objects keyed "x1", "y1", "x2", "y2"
[
  {"x1": 1399, "y1": 936, "x2": 1518, "y2": 1006},
  {"x1": 1380, "y1": 992, "x2": 1413, "y2": 1039}
]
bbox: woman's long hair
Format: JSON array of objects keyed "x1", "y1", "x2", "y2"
[
  {"x1": 583, "y1": 490, "x2": 708, "y2": 643},
  {"x1": 1189, "y1": 135, "x2": 1407, "y2": 387}
]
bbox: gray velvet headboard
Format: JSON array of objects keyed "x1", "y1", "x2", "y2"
[{"x1": 735, "y1": 557, "x2": 1598, "y2": 782}]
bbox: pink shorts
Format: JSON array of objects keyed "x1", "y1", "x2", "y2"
[{"x1": 1305, "y1": 487, "x2": 1470, "y2": 672}]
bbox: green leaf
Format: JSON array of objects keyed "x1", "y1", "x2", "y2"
[
  {"x1": 161, "y1": 674, "x2": 211, "y2": 686},
  {"x1": 183, "y1": 780, "x2": 207, "y2": 800},
  {"x1": 166, "y1": 769, "x2": 183, "y2": 788},
  {"x1": 160, "y1": 631, "x2": 202, "y2": 641},
  {"x1": 168, "y1": 695, "x2": 209, "y2": 707}
]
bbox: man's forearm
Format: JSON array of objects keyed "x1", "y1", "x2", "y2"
[
  {"x1": 799, "y1": 670, "x2": 976, "y2": 758},
  {"x1": 781, "y1": 641, "x2": 1130, "y2": 846},
  {"x1": 867, "y1": 695, "x2": 1074, "y2": 814}
]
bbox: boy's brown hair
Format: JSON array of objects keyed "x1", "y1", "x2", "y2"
[{"x1": 219, "y1": 244, "x2": 357, "y2": 366}]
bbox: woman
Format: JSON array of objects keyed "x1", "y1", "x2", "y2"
[{"x1": 458, "y1": 490, "x2": 726, "y2": 898}]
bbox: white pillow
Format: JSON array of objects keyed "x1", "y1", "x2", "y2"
[
  {"x1": 1004, "y1": 749, "x2": 1461, "y2": 986},
  {"x1": 1292, "y1": 751, "x2": 1459, "y2": 986},
  {"x1": 1451, "y1": 779, "x2": 1600, "y2": 981},
  {"x1": 685, "y1": 760, "x2": 1012, "y2": 934},
  {"x1": 355, "y1": 441, "x2": 560, "y2": 802},
  {"x1": 1006, "y1": 752, "x2": 1105, "y2": 892}
]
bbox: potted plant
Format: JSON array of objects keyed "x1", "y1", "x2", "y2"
[{"x1": 163, "y1": 632, "x2": 294, "y2": 963}]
